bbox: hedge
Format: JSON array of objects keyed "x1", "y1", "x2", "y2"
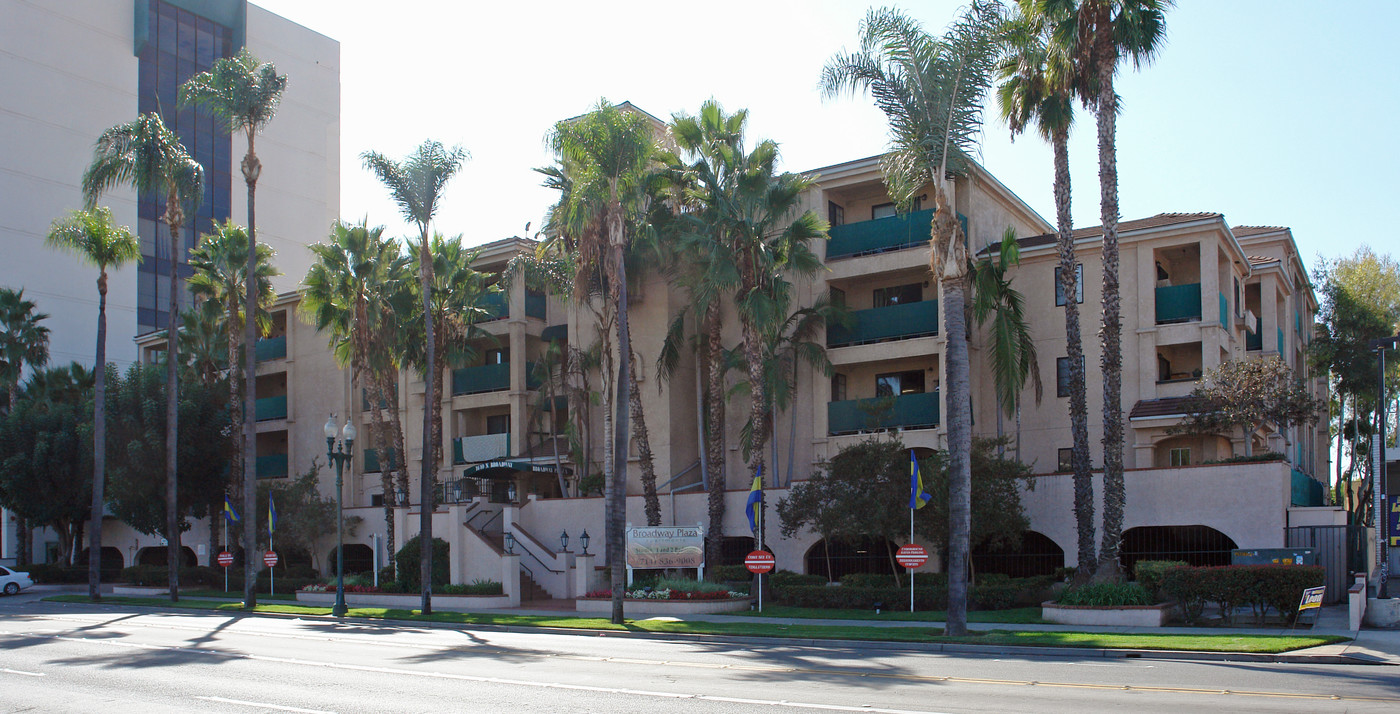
[
  {"x1": 707, "y1": 565, "x2": 753, "y2": 583},
  {"x1": 1133, "y1": 560, "x2": 1189, "y2": 599},
  {"x1": 1160, "y1": 564, "x2": 1325, "y2": 624},
  {"x1": 24, "y1": 564, "x2": 120, "y2": 584},
  {"x1": 393, "y1": 535, "x2": 451, "y2": 592},
  {"x1": 773, "y1": 577, "x2": 1037, "y2": 611}
]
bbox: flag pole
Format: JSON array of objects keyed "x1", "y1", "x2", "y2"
[
  {"x1": 910, "y1": 503, "x2": 914, "y2": 613},
  {"x1": 223, "y1": 506, "x2": 228, "y2": 593},
  {"x1": 269, "y1": 495, "x2": 274, "y2": 598}
]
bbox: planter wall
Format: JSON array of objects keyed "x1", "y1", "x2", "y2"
[
  {"x1": 1041, "y1": 600, "x2": 1171, "y2": 627},
  {"x1": 112, "y1": 586, "x2": 169, "y2": 596},
  {"x1": 575, "y1": 597, "x2": 752, "y2": 616},
  {"x1": 1364, "y1": 598, "x2": 1400, "y2": 628},
  {"x1": 296, "y1": 591, "x2": 512, "y2": 610}
]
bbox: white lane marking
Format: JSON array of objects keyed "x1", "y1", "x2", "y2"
[
  {"x1": 195, "y1": 696, "x2": 335, "y2": 713},
  {"x1": 10, "y1": 630, "x2": 954, "y2": 714},
  {"x1": 1, "y1": 668, "x2": 45, "y2": 677}
]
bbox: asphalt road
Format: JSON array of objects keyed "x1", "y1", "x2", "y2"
[{"x1": 1, "y1": 593, "x2": 1397, "y2": 713}]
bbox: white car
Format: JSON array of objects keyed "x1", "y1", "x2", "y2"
[{"x1": 1, "y1": 565, "x2": 33, "y2": 595}]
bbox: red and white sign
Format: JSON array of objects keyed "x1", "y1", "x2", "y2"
[
  {"x1": 216, "y1": 551, "x2": 234, "y2": 568},
  {"x1": 896, "y1": 544, "x2": 929, "y2": 569},
  {"x1": 263, "y1": 551, "x2": 278, "y2": 568},
  {"x1": 745, "y1": 550, "x2": 775, "y2": 574}
]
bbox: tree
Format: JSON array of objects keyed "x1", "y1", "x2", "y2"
[
  {"x1": 997, "y1": 5, "x2": 1097, "y2": 578},
  {"x1": 0, "y1": 365, "x2": 93, "y2": 567},
  {"x1": 83, "y1": 112, "x2": 205, "y2": 599},
  {"x1": 302, "y1": 219, "x2": 411, "y2": 577},
  {"x1": 362, "y1": 140, "x2": 466, "y2": 615},
  {"x1": 44, "y1": 207, "x2": 140, "y2": 599},
  {"x1": 256, "y1": 462, "x2": 361, "y2": 572},
  {"x1": 104, "y1": 363, "x2": 231, "y2": 539},
  {"x1": 1172, "y1": 358, "x2": 1325, "y2": 460},
  {"x1": 971, "y1": 228, "x2": 1043, "y2": 456},
  {"x1": 1040, "y1": 0, "x2": 1172, "y2": 581},
  {"x1": 821, "y1": 1, "x2": 1007, "y2": 634},
  {"x1": 0, "y1": 287, "x2": 50, "y2": 567},
  {"x1": 180, "y1": 50, "x2": 286, "y2": 607}
]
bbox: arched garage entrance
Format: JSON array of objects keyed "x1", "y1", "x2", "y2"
[
  {"x1": 972, "y1": 531, "x2": 1064, "y2": 577},
  {"x1": 1120, "y1": 525, "x2": 1237, "y2": 572},
  {"x1": 326, "y1": 543, "x2": 375, "y2": 575},
  {"x1": 136, "y1": 546, "x2": 197, "y2": 567},
  {"x1": 804, "y1": 536, "x2": 901, "y2": 582}
]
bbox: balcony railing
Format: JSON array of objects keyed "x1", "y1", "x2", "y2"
[
  {"x1": 1155, "y1": 283, "x2": 1202, "y2": 324},
  {"x1": 362, "y1": 387, "x2": 396, "y2": 412},
  {"x1": 255, "y1": 454, "x2": 288, "y2": 479},
  {"x1": 451, "y1": 362, "x2": 543, "y2": 396},
  {"x1": 826, "y1": 209, "x2": 968, "y2": 259},
  {"x1": 827, "y1": 300, "x2": 939, "y2": 347},
  {"x1": 828, "y1": 390, "x2": 940, "y2": 435},
  {"x1": 454, "y1": 433, "x2": 510, "y2": 464},
  {"x1": 254, "y1": 395, "x2": 287, "y2": 421},
  {"x1": 525, "y1": 292, "x2": 547, "y2": 320},
  {"x1": 363, "y1": 447, "x2": 395, "y2": 473},
  {"x1": 480, "y1": 291, "x2": 508, "y2": 321},
  {"x1": 255, "y1": 335, "x2": 286, "y2": 362},
  {"x1": 1278, "y1": 328, "x2": 1284, "y2": 354},
  {"x1": 1246, "y1": 315, "x2": 1262, "y2": 351},
  {"x1": 541, "y1": 324, "x2": 567, "y2": 342},
  {"x1": 1218, "y1": 292, "x2": 1228, "y2": 329},
  {"x1": 1291, "y1": 468, "x2": 1324, "y2": 507}
]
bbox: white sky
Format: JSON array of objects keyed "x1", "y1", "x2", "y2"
[{"x1": 254, "y1": 0, "x2": 1399, "y2": 271}]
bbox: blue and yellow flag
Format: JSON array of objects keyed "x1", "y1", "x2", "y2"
[
  {"x1": 268, "y1": 495, "x2": 277, "y2": 538},
  {"x1": 910, "y1": 450, "x2": 932, "y2": 510},
  {"x1": 745, "y1": 467, "x2": 764, "y2": 534},
  {"x1": 224, "y1": 494, "x2": 240, "y2": 523}
]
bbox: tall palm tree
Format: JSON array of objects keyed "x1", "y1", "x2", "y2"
[
  {"x1": 971, "y1": 228, "x2": 1044, "y2": 456},
  {"x1": 545, "y1": 101, "x2": 655, "y2": 625},
  {"x1": 0, "y1": 287, "x2": 51, "y2": 567},
  {"x1": 821, "y1": 2, "x2": 1006, "y2": 635},
  {"x1": 997, "y1": 6, "x2": 1096, "y2": 578},
  {"x1": 44, "y1": 208, "x2": 139, "y2": 599},
  {"x1": 362, "y1": 140, "x2": 466, "y2": 614},
  {"x1": 188, "y1": 220, "x2": 278, "y2": 520},
  {"x1": 83, "y1": 112, "x2": 204, "y2": 601},
  {"x1": 180, "y1": 48, "x2": 286, "y2": 607},
  {"x1": 1042, "y1": 0, "x2": 1172, "y2": 580},
  {"x1": 302, "y1": 220, "x2": 412, "y2": 576}
]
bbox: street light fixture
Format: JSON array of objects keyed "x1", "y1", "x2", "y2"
[
  {"x1": 559, "y1": 530, "x2": 569, "y2": 552},
  {"x1": 1371, "y1": 333, "x2": 1399, "y2": 599},
  {"x1": 324, "y1": 414, "x2": 356, "y2": 617},
  {"x1": 503, "y1": 531, "x2": 516, "y2": 554},
  {"x1": 579, "y1": 529, "x2": 590, "y2": 556}
]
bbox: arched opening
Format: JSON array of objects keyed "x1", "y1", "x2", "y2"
[
  {"x1": 1120, "y1": 525, "x2": 1237, "y2": 572},
  {"x1": 326, "y1": 544, "x2": 375, "y2": 575},
  {"x1": 73, "y1": 547, "x2": 126, "y2": 571},
  {"x1": 136, "y1": 546, "x2": 197, "y2": 567},
  {"x1": 717, "y1": 536, "x2": 755, "y2": 568},
  {"x1": 972, "y1": 531, "x2": 1064, "y2": 577},
  {"x1": 804, "y1": 536, "x2": 900, "y2": 582}
]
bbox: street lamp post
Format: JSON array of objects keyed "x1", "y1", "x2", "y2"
[
  {"x1": 1371, "y1": 334, "x2": 1399, "y2": 599},
  {"x1": 325, "y1": 414, "x2": 356, "y2": 617}
]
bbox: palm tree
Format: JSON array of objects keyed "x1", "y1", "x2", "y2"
[
  {"x1": 971, "y1": 228, "x2": 1044, "y2": 457},
  {"x1": 1040, "y1": 0, "x2": 1172, "y2": 581},
  {"x1": 997, "y1": 7, "x2": 1097, "y2": 579},
  {"x1": 0, "y1": 286, "x2": 51, "y2": 567},
  {"x1": 302, "y1": 219, "x2": 412, "y2": 577},
  {"x1": 83, "y1": 112, "x2": 204, "y2": 601},
  {"x1": 545, "y1": 101, "x2": 655, "y2": 625},
  {"x1": 188, "y1": 220, "x2": 278, "y2": 522},
  {"x1": 44, "y1": 208, "x2": 138, "y2": 599},
  {"x1": 821, "y1": 2, "x2": 1006, "y2": 635},
  {"x1": 362, "y1": 140, "x2": 466, "y2": 614},
  {"x1": 179, "y1": 48, "x2": 286, "y2": 607}
]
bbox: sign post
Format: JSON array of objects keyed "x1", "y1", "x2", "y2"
[
  {"x1": 1295, "y1": 585, "x2": 1325, "y2": 628},
  {"x1": 217, "y1": 551, "x2": 233, "y2": 593},
  {"x1": 264, "y1": 551, "x2": 278, "y2": 596},
  {"x1": 745, "y1": 550, "x2": 775, "y2": 612},
  {"x1": 896, "y1": 544, "x2": 929, "y2": 612}
]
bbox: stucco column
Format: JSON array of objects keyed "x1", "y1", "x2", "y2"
[
  {"x1": 573, "y1": 553, "x2": 596, "y2": 598},
  {"x1": 508, "y1": 319, "x2": 527, "y2": 458},
  {"x1": 1201, "y1": 243, "x2": 1221, "y2": 329},
  {"x1": 501, "y1": 553, "x2": 521, "y2": 607},
  {"x1": 1260, "y1": 274, "x2": 1280, "y2": 356}
]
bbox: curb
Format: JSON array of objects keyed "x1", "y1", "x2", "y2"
[{"x1": 35, "y1": 597, "x2": 1391, "y2": 666}]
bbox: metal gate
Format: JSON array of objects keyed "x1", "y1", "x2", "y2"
[{"x1": 1285, "y1": 525, "x2": 1366, "y2": 604}]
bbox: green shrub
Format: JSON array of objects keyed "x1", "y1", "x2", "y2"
[
  {"x1": 1056, "y1": 582, "x2": 1153, "y2": 607},
  {"x1": 1202, "y1": 452, "x2": 1284, "y2": 465},
  {"x1": 121, "y1": 564, "x2": 166, "y2": 586},
  {"x1": 577, "y1": 472, "x2": 605, "y2": 497},
  {"x1": 972, "y1": 579, "x2": 1021, "y2": 610},
  {"x1": 651, "y1": 577, "x2": 729, "y2": 593},
  {"x1": 28, "y1": 564, "x2": 116, "y2": 584},
  {"x1": 393, "y1": 535, "x2": 450, "y2": 592},
  {"x1": 707, "y1": 565, "x2": 752, "y2": 582},
  {"x1": 839, "y1": 572, "x2": 947, "y2": 588},
  {"x1": 770, "y1": 570, "x2": 828, "y2": 588},
  {"x1": 1159, "y1": 565, "x2": 1325, "y2": 624},
  {"x1": 441, "y1": 579, "x2": 502, "y2": 595},
  {"x1": 1133, "y1": 560, "x2": 1189, "y2": 598},
  {"x1": 774, "y1": 584, "x2": 950, "y2": 610}
]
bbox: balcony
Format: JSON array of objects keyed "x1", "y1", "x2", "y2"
[
  {"x1": 827, "y1": 300, "x2": 939, "y2": 347},
  {"x1": 826, "y1": 209, "x2": 968, "y2": 259},
  {"x1": 541, "y1": 324, "x2": 567, "y2": 342},
  {"x1": 254, "y1": 395, "x2": 287, "y2": 421},
  {"x1": 362, "y1": 387, "x2": 395, "y2": 412},
  {"x1": 480, "y1": 292, "x2": 508, "y2": 321},
  {"x1": 1218, "y1": 292, "x2": 1228, "y2": 329},
  {"x1": 1155, "y1": 283, "x2": 1202, "y2": 324},
  {"x1": 525, "y1": 292, "x2": 547, "y2": 320},
  {"x1": 454, "y1": 433, "x2": 510, "y2": 464},
  {"x1": 1277, "y1": 328, "x2": 1284, "y2": 354},
  {"x1": 451, "y1": 362, "x2": 542, "y2": 396},
  {"x1": 828, "y1": 390, "x2": 940, "y2": 435},
  {"x1": 255, "y1": 454, "x2": 288, "y2": 479},
  {"x1": 255, "y1": 335, "x2": 286, "y2": 362},
  {"x1": 363, "y1": 447, "x2": 395, "y2": 473},
  {"x1": 1246, "y1": 315, "x2": 1262, "y2": 351}
]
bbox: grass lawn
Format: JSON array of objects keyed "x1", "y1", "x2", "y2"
[
  {"x1": 731, "y1": 605, "x2": 1044, "y2": 624},
  {"x1": 44, "y1": 596, "x2": 1343, "y2": 654}
]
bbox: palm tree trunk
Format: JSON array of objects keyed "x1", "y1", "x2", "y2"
[
  {"x1": 242, "y1": 147, "x2": 261, "y2": 608},
  {"x1": 1094, "y1": 64, "x2": 1126, "y2": 583},
  {"x1": 741, "y1": 313, "x2": 768, "y2": 548},
  {"x1": 165, "y1": 206, "x2": 182, "y2": 602},
  {"x1": 626, "y1": 335, "x2": 661, "y2": 526},
  {"x1": 703, "y1": 302, "x2": 727, "y2": 566},
  {"x1": 87, "y1": 273, "x2": 108, "y2": 600},
  {"x1": 786, "y1": 358, "x2": 798, "y2": 488},
  {"x1": 227, "y1": 306, "x2": 243, "y2": 510},
  {"x1": 417, "y1": 232, "x2": 435, "y2": 615},
  {"x1": 367, "y1": 378, "x2": 395, "y2": 579},
  {"x1": 609, "y1": 243, "x2": 630, "y2": 626},
  {"x1": 934, "y1": 184, "x2": 972, "y2": 636},
  {"x1": 1053, "y1": 127, "x2": 1096, "y2": 581},
  {"x1": 548, "y1": 366, "x2": 567, "y2": 497}
]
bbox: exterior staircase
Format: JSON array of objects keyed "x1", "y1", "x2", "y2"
[{"x1": 518, "y1": 570, "x2": 549, "y2": 602}]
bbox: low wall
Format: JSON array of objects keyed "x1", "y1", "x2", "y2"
[
  {"x1": 1041, "y1": 601, "x2": 1170, "y2": 627},
  {"x1": 295, "y1": 591, "x2": 512, "y2": 610},
  {"x1": 575, "y1": 597, "x2": 752, "y2": 616}
]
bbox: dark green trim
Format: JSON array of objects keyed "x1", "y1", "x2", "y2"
[{"x1": 135, "y1": 0, "x2": 246, "y2": 56}]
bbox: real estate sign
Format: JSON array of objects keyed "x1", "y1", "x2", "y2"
[
  {"x1": 625, "y1": 526, "x2": 704, "y2": 569},
  {"x1": 1389, "y1": 495, "x2": 1399, "y2": 547}
]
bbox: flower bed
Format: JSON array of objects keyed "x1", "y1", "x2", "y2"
[{"x1": 575, "y1": 592, "x2": 753, "y2": 615}]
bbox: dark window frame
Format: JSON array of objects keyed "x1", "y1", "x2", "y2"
[
  {"x1": 1057, "y1": 448, "x2": 1073, "y2": 472},
  {"x1": 1056, "y1": 357, "x2": 1072, "y2": 398},
  {"x1": 1055, "y1": 263, "x2": 1084, "y2": 306}
]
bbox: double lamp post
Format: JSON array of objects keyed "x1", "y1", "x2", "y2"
[{"x1": 325, "y1": 415, "x2": 356, "y2": 617}]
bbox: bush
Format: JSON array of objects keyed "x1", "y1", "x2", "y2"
[
  {"x1": 441, "y1": 579, "x2": 503, "y2": 596},
  {"x1": 770, "y1": 570, "x2": 828, "y2": 588},
  {"x1": 839, "y1": 572, "x2": 948, "y2": 588},
  {"x1": 972, "y1": 579, "x2": 1022, "y2": 610},
  {"x1": 1056, "y1": 582, "x2": 1153, "y2": 607},
  {"x1": 577, "y1": 472, "x2": 605, "y2": 497},
  {"x1": 1133, "y1": 560, "x2": 1189, "y2": 599},
  {"x1": 774, "y1": 584, "x2": 950, "y2": 610},
  {"x1": 1159, "y1": 564, "x2": 1325, "y2": 624},
  {"x1": 27, "y1": 564, "x2": 114, "y2": 584},
  {"x1": 121, "y1": 564, "x2": 166, "y2": 586},
  {"x1": 393, "y1": 536, "x2": 450, "y2": 592},
  {"x1": 707, "y1": 565, "x2": 752, "y2": 582},
  {"x1": 1203, "y1": 452, "x2": 1284, "y2": 465}
]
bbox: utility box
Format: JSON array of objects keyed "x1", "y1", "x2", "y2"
[{"x1": 1232, "y1": 548, "x2": 1316, "y2": 566}]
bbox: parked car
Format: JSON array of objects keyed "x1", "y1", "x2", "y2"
[{"x1": 1, "y1": 565, "x2": 33, "y2": 595}]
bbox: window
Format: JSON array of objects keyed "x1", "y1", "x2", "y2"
[
  {"x1": 1057, "y1": 449, "x2": 1073, "y2": 472},
  {"x1": 1055, "y1": 264, "x2": 1084, "y2": 306},
  {"x1": 1234, "y1": 277, "x2": 1243, "y2": 317},
  {"x1": 486, "y1": 414, "x2": 510, "y2": 434},
  {"x1": 872, "y1": 202, "x2": 897, "y2": 220},
  {"x1": 873, "y1": 283, "x2": 922, "y2": 307},
  {"x1": 829, "y1": 287, "x2": 846, "y2": 308},
  {"x1": 1056, "y1": 357, "x2": 1072, "y2": 398},
  {"x1": 1169, "y1": 447, "x2": 1191, "y2": 467},
  {"x1": 485, "y1": 348, "x2": 509, "y2": 365},
  {"x1": 828, "y1": 201, "x2": 845, "y2": 227},
  {"x1": 876, "y1": 370, "x2": 924, "y2": 397},
  {"x1": 831, "y1": 373, "x2": 847, "y2": 402}
]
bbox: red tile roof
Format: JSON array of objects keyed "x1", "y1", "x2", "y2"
[{"x1": 1015, "y1": 213, "x2": 1223, "y2": 250}]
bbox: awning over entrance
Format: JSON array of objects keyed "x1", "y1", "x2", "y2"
[{"x1": 460, "y1": 459, "x2": 562, "y2": 478}]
